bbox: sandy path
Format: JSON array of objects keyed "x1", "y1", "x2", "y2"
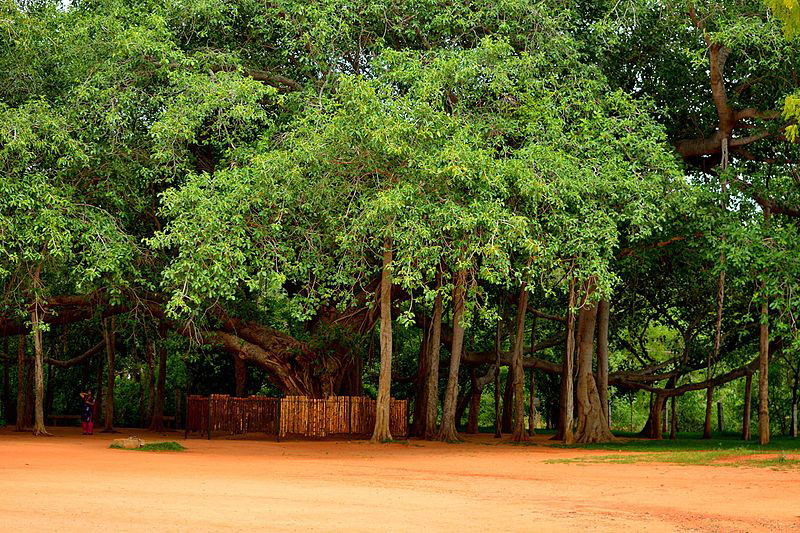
[{"x1": 1, "y1": 428, "x2": 799, "y2": 532}]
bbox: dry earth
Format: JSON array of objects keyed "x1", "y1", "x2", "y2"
[{"x1": 1, "y1": 427, "x2": 799, "y2": 532}]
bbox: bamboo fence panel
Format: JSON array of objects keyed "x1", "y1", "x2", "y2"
[{"x1": 188, "y1": 395, "x2": 407, "y2": 438}]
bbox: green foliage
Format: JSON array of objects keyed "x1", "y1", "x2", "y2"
[{"x1": 110, "y1": 441, "x2": 185, "y2": 451}]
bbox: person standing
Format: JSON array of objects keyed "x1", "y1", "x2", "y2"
[{"x1": 80, "y1": 390, "x2": 95, "y2": 435}]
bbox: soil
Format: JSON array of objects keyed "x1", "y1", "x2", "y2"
[{"x1": 2, "y1": 427, "x2": 799, "y2": 532}]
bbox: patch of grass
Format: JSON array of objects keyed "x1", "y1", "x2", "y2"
[
  {"x1": 110, "y1": 441, "x2": 185, "y2": 452},
  {"x1": 553, "y1": 431, "x2": 800, "y2": 453},
  {"x1": 546, "y1": 448, "x2": 800, "y2": 470}
]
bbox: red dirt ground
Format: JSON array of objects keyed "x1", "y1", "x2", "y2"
[{"x1": 1, "y1": 427, "x2": 799, "y2": 532}]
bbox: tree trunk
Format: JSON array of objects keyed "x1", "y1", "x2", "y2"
[
  {"x1": 371, "y1": 239, "x2": 393, "y2": 442},
  {"x1": 670, "y1": 396, "x2": 677, "y2": 440},
  {"x1": 717, "y1": 401, "x2": 724, "y2": 432},
  {"x1": 15, "y1": 335, "x2": 26, "y2": 431},
  {"x1": 742, "y1": 372, "x2": 752, "y2": 440},
  {"x1": 703, "y1": 386, "x2": 714, "y2": 438},
  {"x1": 438, "y1": 269, "x2": 467, "y2": 442},
  {"x1": 574, "y1": 279, "x2": 614, "y2": 443},
  {"x1": 423, "y1": 272, "x2": 443, "y2": 440},
  {"x1": 102, "y1": 317, "x2": 115, "y2": 432},
  {"x1": 150, "y1": 324, "x2": 168, "y2": 432},
  {"x1": 647, "y1": 394, "x2": 666, "y2": 439},
  {"x1": 234, "y1": 355, "x2": 247, "y2": 397},
  {"x1": 511, "y1": 285, "x2": 528, "y2": 442},
  {"x1": 596, "y1": 299, "x2": 610, "y2": 426},
  {"x1": 31, "y1": 298, "x2": 50, "y2": 436},
  {"x1": 758, "y1": 296, "x2": 770, "y2": 445},
  {"x1": 557, "y1": 278, "x2": 576, "y2": 443},
  {"x1": 792, "y1": 401, "x2": 798, "y2": 439}
]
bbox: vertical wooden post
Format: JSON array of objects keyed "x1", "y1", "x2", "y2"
[{"x1": 207, "y1": 395, "x2": 212, "y2": 440}]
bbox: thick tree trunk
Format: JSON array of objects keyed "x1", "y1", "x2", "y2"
[
  {"x1": 15, "y1": 335, "x2": 26, "y2": 431},
  {"x1": 438, "y1": 269, "x2": 467, "y2": 442},
  {"x1": 670, "y1": 396, "x2": 677, "y2": 440},
  {"x1": 647, "y1": 394, "x2": 666, "y2": 439},
  {"x1": 371, "y1": 240, "x2": 393, "y2": 442},
  {"x1": 758, "y1": 297, "x2": 770, "y2": 445},
  {"x1": 574, "y1": 279, "x2": 614, "y2": 443},
  {"x1": 742, "y1": 372, "x2": 752, "y2": 440},
  {"x1": 150, "y1": 324, "x2": 168, "y2": 432},
  {"x1": 703, "y1": 386, "x2": 714, "y2": 438},
  {"x1": 511, "y1": 285, "x2": 528, "y2": 442},
  {"x1": 102, "y1": 317, "x2": 116, "y2": 432},
  {"x1": 423, "y1": 273, "x2": 443, "y2": 440},
  {"x1": 234, "y1": 355, "x2": 247, "y2": 397},
  {"x1": 596, "y1": 299, "x2": 610, "y2": 426},
  {"x1": 557, "y1": 278, "x2": 576, "y2": 443}
]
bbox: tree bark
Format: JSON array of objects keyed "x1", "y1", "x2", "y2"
[
  {"x1": 15, "y1": 335, "x2": 26, "y2": 431},
  {"x1": 150, "y1": 324, "x2": 168, "y2": 432},
  {"x1": 438, "y1": 269, "x2": 467, "y2": 442},
  {"x1": 574, "y1": 279, "x2": 614, "y2": 443},
  {"x1": 511, "y1": 285, "x2": 528, "y2": 442},
  {"x1": 423, "y1": 272, "x2": 443, "y2": 440},
  {"x1": 234, "y1": 355, "x2": 247, "y2": 397},
  {"x1": 703, "y1": 386, "x2": 714, "y2": 438},
  {"x1": 31, "y1": 297, "x2": 50, "y2": 436},
  {"x1": 557, "y1": 278, "x2": 576, "y2": 443},
  {"x1": 742, "y1": 372, "x2": 752, "y2": 440},
  {"x1": 758, "y1": 290, "x2": 770, "y2": 445},
  {"x1": 670, "y1": 396, "x2": 677, "y2": 440},
  {"x1": 102, "y1": 317, "x2": 116, "y2": 432},
  {"x1": 596, "y1": 299, "x2": 610, "y2": 426},
  {"x1": 717, "y1": 401, "x2": 724, "y2": 432},
  {"x1": 371, "y1": 239, "x2": 393, "y2": 442}
]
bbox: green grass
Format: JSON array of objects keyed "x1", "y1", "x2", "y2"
[
  {"x1": 545, "y1": 449, "x2": 800, "y2": 470},
  {"x1": 109, "y1": 441, "x2": 185, "y2": 452},
  {"x1": 545, "y1": 432, "x2": 800, "y2": 470},
  {"x1": 555, "y1": 431, "x2": 800, "y2": 452}
]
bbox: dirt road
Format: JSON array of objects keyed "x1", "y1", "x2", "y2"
[{"x1": 1, "y1": 428, "x2": 798, "y2": 532}]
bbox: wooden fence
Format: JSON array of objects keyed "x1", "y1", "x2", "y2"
[{"x1": 186, "y1": 395, "x2": 407, "y2": 439}]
